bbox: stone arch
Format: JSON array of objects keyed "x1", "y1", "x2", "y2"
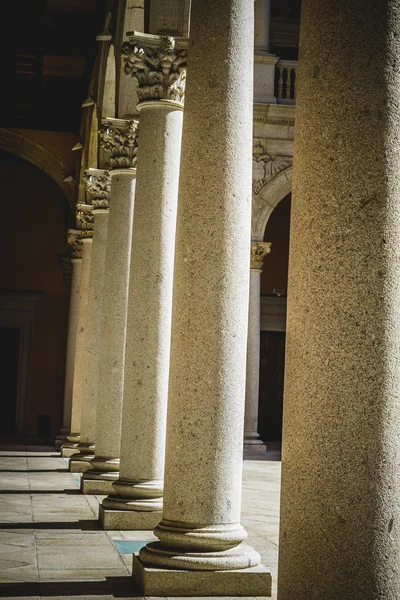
[
  {"x1": 101, "y1": 44, "x2": 116, "y2": 118},
  {"x1": 252, "y1": 165, "x2": 292, "y2": 241},
  {"x1": 0, "y1": 128, "x2": 75, "y2": 211}
]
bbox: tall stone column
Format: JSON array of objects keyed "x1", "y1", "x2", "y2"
[
  {"x1": 62, "y1": 209, "x2": 93, "y2": 458},
  {"x1": 133, "y1": 0, "x2": 271, "y2": 596},
  {"x1": 253, "y1": 0, "x2": 277, "y2": 104},
  {"x1": 69, "y1": 170, "x2": 110, "y2": 473},
  {"x1": 244, "y1": 241, "x2": 271, "y2": 453},
  {"x1": 57, "y1": 231, "x2": 83, "y2": 441},
  {"x1": 99, "y1": 33, "x2": 186, "y2": 529},
  {"x1": 278, "y1": 1, "x2": 400, "y2": 599},
  {"x1": 82, "y1": 118, "x2": 138, "y2": 494}
]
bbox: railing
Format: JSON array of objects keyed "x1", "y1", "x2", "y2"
[{"x1": 275, "y1": 60, "x2": 297, "y2": 104}]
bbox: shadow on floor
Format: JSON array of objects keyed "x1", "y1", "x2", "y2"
[
  {"x1": 0, "y1": 577, "x2": 138, "y2": 598},
  {"x1": 0, "y1": 519, "x2": 100, "y2": 530}
]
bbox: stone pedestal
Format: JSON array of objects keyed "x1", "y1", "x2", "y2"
[
  {"x1": 62, "y1": 208, "x2": 94, "y2": 457},
  {"x1": 69, "y1": 170, "x2": 110, "y2": 473},
  {"x1": 278, "y1": 1, "x2": 400, "y2": 599},
  {"x1": 133, "y1": 0, "x2": 271, "y2": 596},
  {"x1": 244, "y1": 242, "x2": 271, "y2": 454},
  {"x1": 100, "y1": 33, "x2": 187, "y2": 529},
  {"x1": 82, "y1": 119, "x2": 138, "y2": 495},
  {"x1": 57, "y1": 231, "x2": 82, "y2": 447}
]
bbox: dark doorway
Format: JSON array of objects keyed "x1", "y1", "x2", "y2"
[
  {"x1": 258, "y1": 330, "x2": 286, "y2": 443},
  {"x1": 0, "y1": 327, "x2": 20, "y2": 434}
]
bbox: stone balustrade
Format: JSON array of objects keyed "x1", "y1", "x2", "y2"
[{"x1": 275, "y1": 59, "x2": 297, "y2": 104}]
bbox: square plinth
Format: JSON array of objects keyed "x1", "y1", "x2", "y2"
[
  {"x1": 132, "y1": 555, "x2": 272, "y2": 597},
  {"x1": 80, "y1": 477, "x2": 115, "y2": 495},
  {"x1": 69, "y1": 458, "x2": 92, "y2": 473},
  {"x1": 99, "y1": 504, "x2": 162, "y2": 531},
  {"x1": 244, "y1": 443, "x2": 267, "y2": 455},
  {"x1": 61, "y1": 446, "x2": 78, "y2": 458}
]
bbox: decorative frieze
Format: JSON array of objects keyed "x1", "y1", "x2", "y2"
[
  {"x1": 84, "y1": 169, "x2": 111, "y2": 209},
  {"x1": 252, "y1": 143, "x2": 293, "y2": 195},
  {"x1": 121, "y1": 33, "x2": 187, "y2": 104},
  {"x1": 76, "y1": 204, "x2": 94, "y2": 238},
  {"x1": 250, "y1": 241, "x2": 271, "y2": 270},
  {"x1": 99, "y1": 118, "x2": 139, "y2": 169},
  {"x1": 67, "y1": 229, "x2": 83, "y2": 260}
]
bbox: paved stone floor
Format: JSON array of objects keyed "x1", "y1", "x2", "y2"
[{"x1": 0, "y1": 445, "x2": 280, "y2": 600}]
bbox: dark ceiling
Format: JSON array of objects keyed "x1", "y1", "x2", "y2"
[{"x1": 0, "y1": 0, "x2": 108, "y2": 133}]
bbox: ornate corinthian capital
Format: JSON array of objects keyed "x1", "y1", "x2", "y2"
[
  {"x1": 67, "y1": 229, "x2": 83, "y2": 259},
  {"x1": 251, "y1": 241, "x2": 272, "y2": 270},
  {"x1": 84, "y1": 169, "x2": 111, "y2": 209},
  {"x1": 99, "y1": 118, "x2": 139, "y2": 169},
  {"x1": 121, "y1": 33, "x2": 188, "y2": 104},
  {"x1": 76, "y1": 204, "x2": 94, "y2": 239}
]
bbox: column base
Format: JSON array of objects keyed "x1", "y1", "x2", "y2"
[
  {"x1": 99, "y1": 503, "x2": 162, "y2": 531},
  {"x1": 69, "y1": 455, "x2": 94, "y2": 473},
  {"x1": 132, "y1": 554, "x2": 272, "y2": 596},
  {"x1": 81, "y1": 470, "x2": 118, "y2": 495},
  {"x1": 244, "y1": 441, "x2": 267, "y2": 454},
  {"x1": 61, "y1": 443, "x2": 79, "y2": 458}
]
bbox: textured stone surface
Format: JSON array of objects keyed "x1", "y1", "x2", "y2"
[
  {"x1": 278, "y1": 1, "x2": 400, "y2": 599},
  {"x1": 89, "y1": 168, "x2": 136, "y2": 484},
  {"x1": 80, "y1": 477, "x2": 115, "y2": 495},
  {"x1": 78, "y1": 209, "x2": 109, "y2": 448},
  {"x1": 60, "y1": 256, "x2": 82, "y2": 434},
  {"x1": 98, "y1": 504, "x2": 162, "y2": 531},
  {"x1": 68, "y1": 238, "x2": 92, "y2": 440},
  {"x1": 138, "y1": 0, "x2": 264, "y2": 581},
  {"x1": 102, "y1": 98, "x2": 183, "y2": 519},
  {"x1": 133, "y1": 555, "x2": 272, "y2": 596}
]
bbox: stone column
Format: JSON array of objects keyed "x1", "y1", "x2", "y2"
[
  {"x1": 278, "y1": 1, "x2": 400, "y2": 599},
  {"x1": 244, "y1": 241, "x2": 271, "y2": 453},
  {"x1": 81, "y1": 118, "x2": 138, "y2": 494},
  {"x1": 69, "y1": 170, "x2": 110, "y2": 473},
  {"x1": 254, "y1": 0, "x2": 277, "y2": 104},
  {"x1": 133, "y1": 0, "x2": 271, "y2": 595},
  {"x1": 62, "y1": 209, "x2": 94, "y2": 458},
  {"x1": 99, "y1": 34, "x2": 186, "y2": 530},
  {"x1": 57, "y1": 230, "x2": 83, "y2": 443}
]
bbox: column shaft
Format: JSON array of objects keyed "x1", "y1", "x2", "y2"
[
  {"x1": 83, "y1": 168, "x2": 136, "y2": 493},
  {"x1": 254, "y1": 0, "x2": 271, "y2": 54},
  {"x1": 60, "y1": 256, "x2": 82, "y2": 435},
  {"x1": 278, "y1": 1, "x2": 400, "y2": 599},
  {"x1": 134, "y1": 0, "x2": 271, "y2": 595}
]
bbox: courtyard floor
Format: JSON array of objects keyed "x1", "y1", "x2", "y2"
[{"x1": 0, "y1": 445, "x2": 280, "y2": 600}]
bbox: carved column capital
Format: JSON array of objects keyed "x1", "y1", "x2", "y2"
[
  {"x1": 84, "y1": 169, "x2": 111, "y2": 209},
  {"x1": 121, "y1": 33, "x2": 188, "y2": 105},
  {"x1": 76, "y1": 204, "x2": 94, "y2": 238},
  {"x1": 99, "y1": 118, "x2": 139, "y2": 169},
  {"x1": 67, "y1": 229, "x2": 83, "y2": 260},
  {"x1": 251, "y1": 241, "x2": 271, "y2": 270}
]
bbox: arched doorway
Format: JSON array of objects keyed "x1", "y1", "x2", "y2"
[{"x1": 1, "y1": 151, "x2": 71, "y2": 439}]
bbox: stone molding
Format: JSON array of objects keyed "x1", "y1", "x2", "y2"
[
  {"x1": 252, "y1": 142, "x2": 293, "y2": 195},
  {"x1": 99, "y1": 118, "x2": 139, "y2": 169},
  {"x1": 84, "y1": 168, "x2": 111, "y2": 209},
  {"x1": 251, "y1": 241, "x2": 271, "y2": 270},
  {"x1": 260, "y1": 296, "x2": 287, "y2": 332},
  {"x1": 67, "y1": 229, "x2": 83, "y2": 260},
  {"x1": 121, "y1": 32, "x2": 188, "y2": 104},
  {"x1": 76, "y1": 204, "x2": 94, "y2": 238}
]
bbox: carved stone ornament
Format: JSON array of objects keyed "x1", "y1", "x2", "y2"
[
  {"x1": 251, "y1": 242, "x2": 272, "y2": 270},
  {"x1": 76, "y1": 204, "x2": 94, "y2": 239},
  {"x1": 67, "y1": 229, "x2": 83, "y2": 260},
  {"x1": 121, "y1": 33, "x2": 188, "y2": 104},
  {"x1": 252, "y1": 141, "x2": 293, "y2": 195},
  {"x1": 58, "y1": 255, "x2": 72, "y2": 288},
  {"x1": 84, "y1": 169, "x2": 111, "y2": 209},
  {"x1": 99, "y1": 118, "x2": 139, "y2": 169}
]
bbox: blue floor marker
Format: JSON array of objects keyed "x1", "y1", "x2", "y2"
[{"x1": 112, "y1": 539, "x2": 148, "y2": 554}]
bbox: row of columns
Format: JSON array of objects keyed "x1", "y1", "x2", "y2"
[
  {"x1": 60, "y1": 0, "x2": 271, "y2": 595},
  {"x1": 59, "y1": 0, "x2": 400, "y2": 598}
]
